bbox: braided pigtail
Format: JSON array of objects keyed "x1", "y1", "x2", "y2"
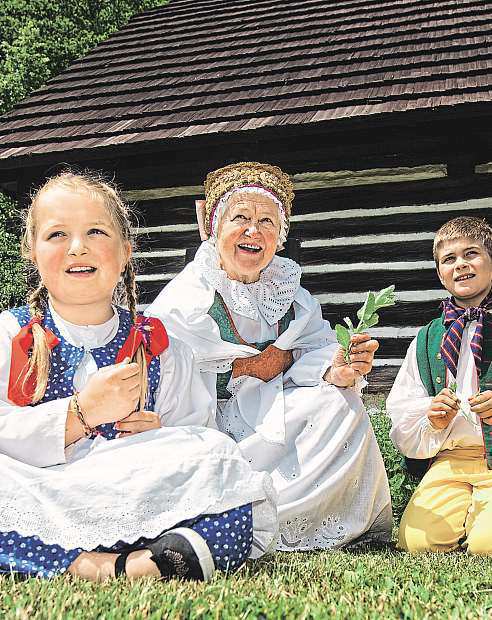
[
  {"x1": 23, "y1": 283, "x2": 51, "y2": 403},
  {"x1": 124, "y1": 262, "x2": 148, "y2": 412}
]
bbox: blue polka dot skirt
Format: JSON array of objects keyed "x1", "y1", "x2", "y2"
[
  {"x1": 186, "y1": 503, "x2": 253, "y2": 573},
  {"x1": 0, "y1": 503, "x2": 253, "y2": 578}
]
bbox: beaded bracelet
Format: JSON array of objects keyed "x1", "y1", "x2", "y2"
[{"x1": 72, "y1": 392, "x2": 94, "y2": 437}]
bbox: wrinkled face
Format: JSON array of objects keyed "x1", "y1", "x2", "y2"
[
  {"x1": 216, "y1": 192, "x2": 281, "y2": 283},
  {"x1": 31, "y1": 187, "x2": 131, "y2": 317},
  {"x1": 436, "y1": 237, "x2": 492, "y2": 307}
]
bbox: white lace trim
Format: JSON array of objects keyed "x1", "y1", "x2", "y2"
[
  {"x1": 0, "y1": 448, "x2": 276, "y2": 552},
  {"x1": 195, "y1": 241, "x2": 301, "y2": 326},
  {"x1": 277, "y1": 505, "x2": 392, "y2": 551}
]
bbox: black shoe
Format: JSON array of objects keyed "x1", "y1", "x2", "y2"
[
  {"x1": 147, "y1": 527, "x2": 215, "y2": 581},
  {"x1": 114, "y1": 527, "x2": 215, "y2": 581}
]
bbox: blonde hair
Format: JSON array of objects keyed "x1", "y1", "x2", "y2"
[
  {"x1": 21, "y1": 170, "x2": 148, "y2": 408},
  {"x1": 433, "y1": 216, "x2": 492, "y2": 267}
]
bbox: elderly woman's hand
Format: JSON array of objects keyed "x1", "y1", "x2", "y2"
[{"x1": 324, "y1": 333, "x2": 379, "y2": 387}]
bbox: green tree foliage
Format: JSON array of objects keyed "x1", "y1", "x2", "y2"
[
  {"x1": 0, "y1": 0, "x2": 167, "y2": 308},
  {"x1": 0, "y1": 192, "x2": 25, "y2": 310},
  {"x1": 0, "y1": 0, "x2": 168, "y2": 114}
]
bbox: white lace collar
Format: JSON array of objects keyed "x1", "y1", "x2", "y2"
[{"x1": 194, "y1": 241, "x2": 301, "y2": 325}]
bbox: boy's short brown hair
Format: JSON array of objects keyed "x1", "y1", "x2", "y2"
[{"x1": 433, "y1": 216, "x2": 492, "y2": 265}]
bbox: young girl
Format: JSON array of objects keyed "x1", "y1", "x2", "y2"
[{"x1": 0, "y1": 171, "x2": 277, "y2": 582}]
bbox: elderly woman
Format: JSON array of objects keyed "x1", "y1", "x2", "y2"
[{"x1": 147, "y1": 162, "x2": 392, "y2": 550}]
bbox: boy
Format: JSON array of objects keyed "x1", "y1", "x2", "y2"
[{"x1": 387, "y1": 216, "x2": 492, "y2": 554}]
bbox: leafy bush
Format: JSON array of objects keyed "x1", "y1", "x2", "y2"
[
  {"x1": 367, "y1": 395, "x2": 417, "y2": 522},
  {"x1": 0, "y1": 191, "x2": 25, "y2": 310}
]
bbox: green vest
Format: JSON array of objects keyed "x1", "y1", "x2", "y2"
[
  {"x1": 208, "y1": 292, "x2": 295, "y2": 399},
  {"x1": 414, "y1": 314, "x2": 492, "y2": 470}
]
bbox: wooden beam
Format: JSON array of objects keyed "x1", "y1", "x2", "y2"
[
  {"x1": 316, "y1": 290, "x2": 445, "y2": 305},
  {"x1": 292, "y1": 165, "x2": 446, "y2": 190},
  {"x1": 301, "y1": 232, "x2": 435, "y2": 248},
  {"x1": 476, "y1": 163, "x2": 492, "y2": 174},
  {"x1": 125, "y1": 185, "x2": 204, "y2": 201},
  {"x1": 123, "y1": 164, "x2": 447, "y2": 201},
  {"x1": 132, "y1": 196, "x2": 491, "y2": 237}
]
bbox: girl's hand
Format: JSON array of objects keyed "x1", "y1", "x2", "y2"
[
  {"x1": 77, "y1": 358, "x2": 141, "y2": 426},
  {"x1": 324, "y1": 333, "x2": 379, "y2": 387},
  {"x1": 469, "y1": 391, "x2": 492, "y2": 425},
  {"x1": 427, "y1": 388, "x2": 460, "y2": 430},
  {"x1": 115, "y1": 411, "x2": 161, "y2": 437}
]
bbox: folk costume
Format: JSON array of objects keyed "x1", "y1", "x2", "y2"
[
  {"x1": 147, "y1": 162, "x2": 392, "y2": 551},
  {"x1": 0, "y1": 304, "x2": 277, "y2": 577},
  {"x1": 387, "y1": 293, "x2": 492, "y2": 553}
]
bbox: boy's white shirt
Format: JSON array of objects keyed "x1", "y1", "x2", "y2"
[
  {"x1": 387, "y1": 320, "x2": 483, "y2": 459},
  {"x1": 0, "y1": 306, "x2": 215, "y2": 468}
]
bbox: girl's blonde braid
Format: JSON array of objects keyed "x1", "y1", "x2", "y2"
[
  {"x1": 24, "y1": 282, "x2": 51, "y2": 403},
  {"x1": 123, "y1": 262, "x2": 148, "y2": 412}
]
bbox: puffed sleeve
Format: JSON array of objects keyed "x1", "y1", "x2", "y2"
[
  {"x1": 0, "y1": 311, "x2": 69, "y2": 467},
  {"x1": 282, "y1": 294, "x2": 339, "y2": 386},
  {"x1": 153, "y1": 336, "x2": 215, "y2": 428},
  {"x1": 387, "y1": 337, "x2": 453, "y2": 458}
]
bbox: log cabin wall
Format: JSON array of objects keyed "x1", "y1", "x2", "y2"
[{"x1": 125, "y1": 164, "x2": 492, "y2": 391}]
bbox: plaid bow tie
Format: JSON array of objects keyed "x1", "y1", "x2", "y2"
[{"x1": 440, "y1": 292, "x2": 492, "y2": 378}]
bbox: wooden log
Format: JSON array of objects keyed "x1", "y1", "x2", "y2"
[
  {"x1": 301, "y1": 268, "x2": 441, "y2": 295},
  {"x1": 288, "y1": 207, "x2": 491, "y2": 241},
  {"x1": 301, "y1": 238, "x2": 434, "y2": 265},
  {"x1": 365, "y1": 366, "x2": 400, "y2": 393},
  {"x1": 123, "y1": 164, "x2": 447, "y2": 202},
  {"x1": 130, "y1": 174, "x2": 492, "y2": 224},
  {"x1": 321, "y1": 299, "x2": 441, "y2": 326}
]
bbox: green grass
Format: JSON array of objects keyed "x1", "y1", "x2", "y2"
[
  {"x1": 3, "y1": 551, "x2": 492, "y2": 619},
  {"x1": 3, "y1": 398, "x2": 492, "y2": 619}
]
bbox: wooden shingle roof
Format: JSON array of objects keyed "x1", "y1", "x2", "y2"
[{"x1": 0, "y1": 0, "x2": 492, "y2": 167}]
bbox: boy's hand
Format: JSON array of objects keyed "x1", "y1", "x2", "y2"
[
  {"x1": 427, "y1": 387, "x2": 460, "y2": 430},
  {"x1": 469, "y1": 391, "x2": 492, "y2": 425},
  {"x1": 115, "y1": 411, "x2": 161, "y2": 437},
  {"x1": 324, "y1": 333, "x2": 379, "y2": 387}
]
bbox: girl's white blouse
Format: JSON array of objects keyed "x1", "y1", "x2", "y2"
[
  {"x1": 387, "y1": 321, "x2": 483, "y2": 458},
  {"x1": 0, "y1": 306, "x2": 214, "y2": 468}
]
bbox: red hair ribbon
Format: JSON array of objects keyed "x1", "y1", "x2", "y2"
[
  {"x1": 116, "y1": 316, "x2": 169, "y2": 366},
  {"x1": 8, "y1": 317, "x2": 60, "y2": 406}
]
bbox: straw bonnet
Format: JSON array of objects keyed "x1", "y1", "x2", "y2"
[{"x1": 203, "y1": 162, "x2": 295, "y2": 236}]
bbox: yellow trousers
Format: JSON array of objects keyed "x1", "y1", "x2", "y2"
[{"x1": 399, "y1": 447, "x2": 492, "y2": 555}]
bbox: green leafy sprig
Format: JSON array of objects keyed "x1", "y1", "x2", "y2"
[{"x1": 335, "y1": 285, "x2": 397, "y2": 362}]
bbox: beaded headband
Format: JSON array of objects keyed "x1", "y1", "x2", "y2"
[{"x1": 203, "y1": 162, "x2": 295, "y2": 236}]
